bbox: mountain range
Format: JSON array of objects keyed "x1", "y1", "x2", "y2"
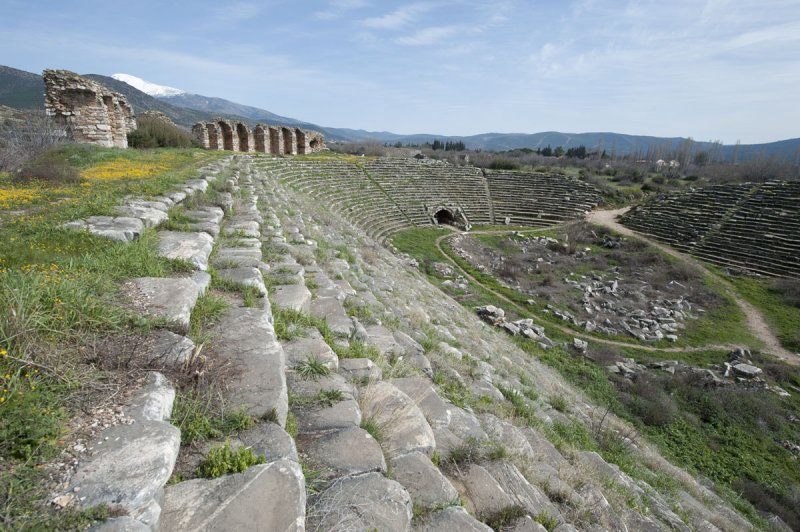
[{"x1": 1, "y1": 64, "x2": 798, "y2": 161}]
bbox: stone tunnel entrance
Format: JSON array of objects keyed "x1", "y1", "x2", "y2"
[{"x1": 433, "y1": 209, "x2": 456, "y2": 226}]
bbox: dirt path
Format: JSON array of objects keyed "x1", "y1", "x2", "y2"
[{"x1": 433, "y1": 216, "x2": 797, "y2": 363}]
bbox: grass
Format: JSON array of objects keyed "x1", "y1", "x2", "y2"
[
  {"x1": 295, "y1": 358, "x2": 331, "y2": 380},
  {"x1": 728, "y1": 274, "x2": 800, "y2": 352},
  {"x1": 171, "y1": 391, "x2": 254, "y2": 445},
  {"x1": 189, "y1": 293, "x2": 229, "y2": 344},
  {"x1": 360, "y1": 417, "x2": 384, "y2": 442},
  {"x1": 483, "y1": 505, "x2": 527, "y2": 530},
  {"x1": 0, "y1": 144, "x2": 224, "y2": 528},
  {"x1": 392, "y1": 225, "x2": 791, "y2": 527}
]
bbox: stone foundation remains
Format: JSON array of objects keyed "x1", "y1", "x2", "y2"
[
  {"x1": 43, "y1": 69, "x2": 135, "y2": 148},
  {"x1": 192, "y1": 119, "x2": 325, "y2": 155}
]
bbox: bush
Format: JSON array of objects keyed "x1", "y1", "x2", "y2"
[
  {"x1": 773, "y1": 278, "x2": 800, "y2": 308},
  {"x1": 127, "y1": 114, "x2": 198, "y2": 149},
  {"x1": 13, "y1": 159, "x2": 80, "y2": 185},
  {"x1": 489, "y1": 156, "x2": 521, "y2": 170},
  {"x1": 0, "y1": 111, "x2": 68, "y2": 171},
  {"x1": 196, "y1": 440, "x2": 265, "y2": 478}
]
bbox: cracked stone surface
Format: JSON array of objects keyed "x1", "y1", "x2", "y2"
[
  {"x1": 122, "y1": 277, "x2": 203, "y2": 333},
  {"x1": 63, "y1": 216, "x2": 144, "y2": 242},
  {"x1": 157, "y1": 231, "x2": 214, "y2": 271},
  {"x1": 161, "y1": 459, "x2": 305, "y2": 531}
]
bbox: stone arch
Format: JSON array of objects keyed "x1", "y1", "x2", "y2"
[
  {"x1": 218, "y1": 121, "x2": 234, "y2": 151},
  {"x1": 281, "y1": 127, "x2": 295, "y2": 155},
  {"x1": 206, "y1": 123, "x2": 220, "y2": 150},
  {"x1": 254, "y1": 125, "x2": 267, "y2": 152},
  {"x1": 309, "y1": 137, "x2": 321, "y2": 150},
  {"x1": 236, "y1": 123, "x2": 250, "y2": 152},
  {"x1": 433, "y1": 208, "x2": 456, "y2": 225},
  {"x1": 269, "y1": 127, "x2": 282, "y2": 154},
  {"x1": 296, "y1": 129, "x2": 307, "y2": 155}
]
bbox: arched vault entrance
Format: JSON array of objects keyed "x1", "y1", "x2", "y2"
[{"x1": 434, "y1": 208, "x2": 456, "y2": 225}]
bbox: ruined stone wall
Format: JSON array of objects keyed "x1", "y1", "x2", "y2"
[
  {"x1": 43, "y1": 69, "x2": 135, "y2": 148},
  {"x1": 192, "y1": 119, "x2": 326, "y2": 155}
]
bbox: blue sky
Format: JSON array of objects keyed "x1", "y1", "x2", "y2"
[{"x1": 2, "y1": 0, "x2": 798, "y2": 143}]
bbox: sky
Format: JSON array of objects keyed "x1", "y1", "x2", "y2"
[{"x1": 1, "y1": 0, "x2": 799, "y2": 144}]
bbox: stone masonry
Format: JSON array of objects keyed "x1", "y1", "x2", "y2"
[
  {"x1": 43, "y1": 69, "x2": 135, "y2": 148},
  {"x1": 192, "y1": 119, "x2": 326, "y2": 155}
]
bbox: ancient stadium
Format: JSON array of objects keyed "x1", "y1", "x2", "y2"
[{"x1": 0, "y1": 68, "x2": 798, "y2": 531}]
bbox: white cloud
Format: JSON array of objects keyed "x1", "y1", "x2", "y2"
[
  {"x1": 211, "y1": 2, "x2": 260, "y2": 22},
  {"x1": 315, "y1": 0, "x2": 370, "y2": 20},
  {"x1": 395, "y1": 26, "x2": 457, "y2": 46},
  {"x1": 362, "y1": 3, "x2": 432, "y2": 30}
]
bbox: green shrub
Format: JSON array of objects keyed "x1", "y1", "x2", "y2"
[
  {"x1": 196, "y1": 440, "x2": 265, "y2": 478},
  {"x1": 127, "y1": 114, "x2": 198, "y2": 149},
  {"x1": 13, "y1": 160, "x2": 80, "y2": 185},
  {"x1": 489, "y1": 156, "x2": 521, "y2": 170},
  {"x1": 0, "y1": 359, "x2": 67, "y2": 461},
  {"x1": 483, "y1": 505, "x2": 526, "y2": 529}
]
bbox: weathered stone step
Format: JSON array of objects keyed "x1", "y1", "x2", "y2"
[
  {"x1": 288, "y1": 372, "x2": 362, "y2": 432},
  {"x1": 211, "y1": 307, "x2": 288, "y2": 426},
  {"x1": 115, "y1": 201, "x2": 168, "y2": 228},
  {"x1": 216, "y1": 266, "x2": 267, "y2": 296},
  {"x1": 160, "y1": 458, "x2": 305, "y2": 531},
  {"x1": 67, "y1": 373, "x2": 179, "y2": 530},
  {"x1": 143, "y1": 330, "x2": 195, "y2": 367},
  {"x1": 416, "y1": 506, "x2": 492, "y2": 532},
  {"x1": 390, "y1": 450, "x2": 458, "y2": 511},
  {"x1": 283, "y1": 333, "x2": 339, "y2": 370},
  {"x1": 302, "y1": 426, "x2": 386, "y2": 477},
  {"x1": 308, "y1": 472, "x2": 412, "y2": 532},
  {"x1": 272, "y1": 283, "x2": 312, "y2": 312},
  {"x1": 122, "y1": 275, "x2": 207, "y2": 333},
  {"x1": 63, "y1": 216, "x2": 144, "y2": 242},
  {"x1": 310, "y1": 297, "x2": 354, "y2": 337},
  {"x1": 157, "y1": 231, "x2": 214, "y2": 271},
  {"x1": 360, "y1": 381, "x2": 436, "y2": 459}
]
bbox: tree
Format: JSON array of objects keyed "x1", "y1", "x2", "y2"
[
  {"x1": 693, "y1": 151, "x2": 709, "y2": 167},
  {"x1": 554, "y1": 146, "x2": 565, "y2": 157}
]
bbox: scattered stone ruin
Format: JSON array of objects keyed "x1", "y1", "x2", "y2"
[
  {"x1": 192, "y1": 120, "x2": 326, "y2": 155},
  {"x1": 43, "y1": 69, "x2": 136, "y2": 148}
]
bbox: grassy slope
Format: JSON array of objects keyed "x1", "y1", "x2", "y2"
[
  {"x1": 728, "y1": 275, "x2": 800, "y2": 352},
  {"x1": 392, "y1": 226, "x2": 800, "y2": 529},
  {"x1": 0, "y1": 144, "x2": 224, "y2": 528}
]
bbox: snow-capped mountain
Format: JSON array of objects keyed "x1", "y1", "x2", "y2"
[{"x1": 111, "y1": 73, "x2": 185, "y2": 97}]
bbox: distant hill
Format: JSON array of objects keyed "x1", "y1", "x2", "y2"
[
  {"x1": 0, "y1": 65, "x2": 44, "y2": 109},
  {"x1": 83, "y1": 74, "x2": 245, "y2": 128},
  {"x1": 2, "y1": 64, "x2": 798, "y2": 160}
]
